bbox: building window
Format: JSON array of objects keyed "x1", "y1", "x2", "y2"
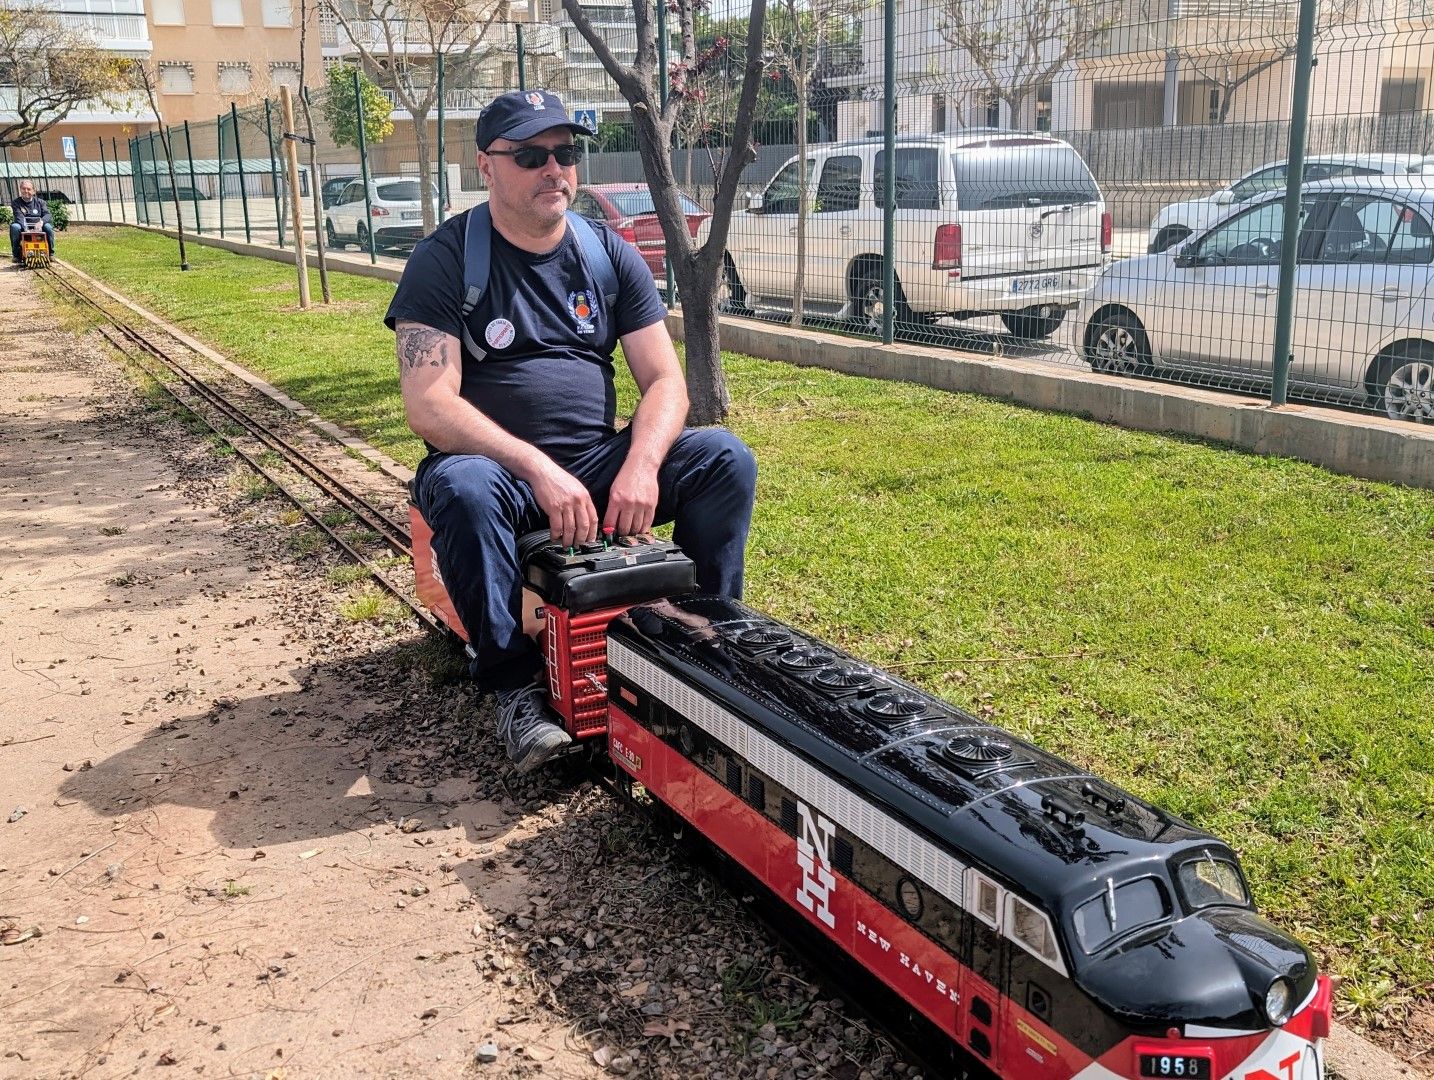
[
  {"x1": 262, "y1": 0, "x2": 292, "y2": 26},
  {"x1": 159, "y1": 62, "x2": 194, "y2": 94},
  {"x1": 1093, "y1": 80, "x2": 1164, "y2": 129},
  {"x1": 270, "y1": 62, "x2": 302, "y2": 92},
  {"x1": 151, "y1": 0, "x2": 185, "y2": 25},
  {"x1": 931, "y1": 94, "x2": 946, "y2": 133},
  {"x1": 217, "y1": 62, "x2": 252, "y2": 94},
  {"x1": 979, "y1": 90, "x2": 1000, "y2": 128},
  {"x1": 1035, "y1": 84, "x2": 1052, "y2": 131},
  {"x1": 211, "y1": 0, "x2": 243, "y2": 25}
]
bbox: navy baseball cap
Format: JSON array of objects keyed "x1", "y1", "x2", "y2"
[{"x1": 477, "y1": 90, "x2": 588, "y2": 150}]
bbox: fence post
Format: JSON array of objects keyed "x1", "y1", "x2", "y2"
[
  {"x1": 129, "y1": 137, "x2": 146, "y2": 224},
  {"x1": 437, "y1": 52, "x2": 447, "y2": 226},
  {"x1": 232, "y1": 102, "x2": 251, "y2": 243},
  {"x1": 150, "y1": 131, "x2": 166, "y2": 228},
  {"x1": 516, "y1": 23, "x2": 526, "y2": 91},
  {"x1": 217, "y1": 113, "x2": 227, "y2": 238},
  {"x1": 657, "y1": 0, "x2": 674, "y2": 307},
  {"x1": 99, "y1": 138, "x2": 113, "y2": 221},
  {"x1": 72, "y1": 145, "x2": 85, "y2": 221},
  {"x1": 353, "y1": 68, "x2": 377, "y2": 264},
  {"x1": 113, "y1": 139, "x2": 126, "y2": 222},
  {"x1": 1269, "y1": 0, "x2": 1318, "y2": 408},
  {"x1": 880, "y1": 0, "x2": 896, "y2": 345},
  {"x1": 183, "y1": 121, "x2": 203, "y2": 233},
  {"x1": 265, "y1": 99, "x2": 285, "y2": 247}
]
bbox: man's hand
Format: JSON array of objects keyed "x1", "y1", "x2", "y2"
[
  {"x1": 528, "y1": 459, "x2": 598, "y2": 549},
  {"x1": 602, "y1": 460, "x2": 660, "y2": 539}
]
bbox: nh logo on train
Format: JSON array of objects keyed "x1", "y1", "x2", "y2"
[{"x1": 795, "y1": 801, "x2": 837, "y2": 929}]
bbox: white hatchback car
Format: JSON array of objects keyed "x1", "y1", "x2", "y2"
[
  {"x1": 324, "y1": 175, "x2": 442, "y2": 251},
  {"x1": 706, "y1": 131, "x2": 1111, "y2": 340},
  {"x1": 1147, "y1": 154, "x2": 1429, "y2": 253},
  {"x1": 1082, "y1": 175, "x2": 1434, "y2": 423}
]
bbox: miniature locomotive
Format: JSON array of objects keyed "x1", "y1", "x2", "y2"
[
  {"x1": 16, "y1": 215, "x2": 51, "y2": 269},
  {"x1": 408, "y1": 509, "x2": 1332, "y2": 1080}
]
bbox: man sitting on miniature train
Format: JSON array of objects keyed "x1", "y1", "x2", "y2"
[
  {"x1": 384, "y1": 89, "x2": 757, "y2": 774},
  {"x1": 9, "y1": 179, "x2": 56, "y2": 263}
]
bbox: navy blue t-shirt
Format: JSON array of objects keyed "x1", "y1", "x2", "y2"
[{"x1": 384, "y1": 209, "x2": 669, "y2": 468}]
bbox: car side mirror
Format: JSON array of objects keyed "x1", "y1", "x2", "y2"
[
  {"x1": 744, "y1": 192, "x2": 763, "y2": 213},
  {"x1": 1213, "y1": 190, "x2": 1235, "y2": 206}
]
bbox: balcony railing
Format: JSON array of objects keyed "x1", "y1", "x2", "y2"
[
  {"x1": 320, "y1": 16, "x2": 558, "y2": 54},
  {"x1": 55, "y1": 11, "x2": 150, "y2": 46},
  {"x1": 1086, "y1": 0, "x2": 1299, "y2": 57}
]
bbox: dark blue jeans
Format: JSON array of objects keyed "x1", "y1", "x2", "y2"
[{"x1": 415, "y1": 427, "x2": 757, "y2": 692}]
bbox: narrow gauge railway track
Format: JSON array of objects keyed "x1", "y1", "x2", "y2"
[
  {"x1": 39, "y1": 262, "x2": 967, "y2": 1080},
  {"x1": 40, "y1": 262, "x2": 443, "y2": 636}
]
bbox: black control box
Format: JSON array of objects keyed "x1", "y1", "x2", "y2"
[{"x1": 518, "y1": 530, "x2": 698, "y2": 613}]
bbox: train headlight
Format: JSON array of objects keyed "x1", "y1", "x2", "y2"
[{"x1": 1264, "y1": 978, "x2": 1294, "y2": 1027}]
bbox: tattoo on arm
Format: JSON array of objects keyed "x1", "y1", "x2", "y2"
[{"x1": 397, "y1": 327, "x2": 449, "y2": 376}]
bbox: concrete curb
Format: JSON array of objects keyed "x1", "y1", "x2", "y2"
[
  {"x1": 47, "y1": 241, "x2": 1424, "y2": 1080},
  {"x1": 120, "y1": 222, "x2": 1434, "y2": 492}
]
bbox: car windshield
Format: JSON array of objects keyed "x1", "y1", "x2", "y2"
[
  {"x1": 376, "y1": 180, "x2": 433, "y2": 201},
  {"x1": 1073, "y1": 877, "x2": 1171, "y2": 954},
  {"x1": 1177, "y1": 853, "x2": 1251, "y2": 910},
  {"x1": 605, "y1": 191, "x2": 703, "y2": 217},
  {"x1": 954, "y1": 146, "x2": 1100, "y2": 209}
]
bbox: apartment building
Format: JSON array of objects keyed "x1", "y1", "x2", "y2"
[
  {"x1": 826, "y1": 0, "x2": 1434, "y2": 137},
  {"x1": 0, "y1": 0, "x2": 154, "y2": 184}
]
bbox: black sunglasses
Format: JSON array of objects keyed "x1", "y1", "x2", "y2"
[{"x1": 485, "y1": 144, "x2": 584, "y2": 169}]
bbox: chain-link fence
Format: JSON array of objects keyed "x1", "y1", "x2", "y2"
[{"x1": 124, "y1": 0, "x2": 1434, "y2": 424}]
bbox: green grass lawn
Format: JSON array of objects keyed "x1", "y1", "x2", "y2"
[{"x1": 56, "y1": 226, "x2": 1434, "y2": 1025}]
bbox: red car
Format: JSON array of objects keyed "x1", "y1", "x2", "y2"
[{"x1": 572, "y1": 183, "x2": 710, "y2": 278}]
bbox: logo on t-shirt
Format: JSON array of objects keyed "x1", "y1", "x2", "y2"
[
  {"x1": 484, "y1": 317, "x2": 516, "y2": 350},
  {"x1": 568, "y1": 291, "x2": 596, "y2": 335}
]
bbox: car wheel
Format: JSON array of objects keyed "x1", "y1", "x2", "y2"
[
  {"x1": 356, "y1": 223, "x2": 371, "y2": 251},
  {"x1": 325, "y1": 219, "x2": 342, "y2": 249},
  {"x1": 1001, "y1": 305, "x2": 1066, "y2": 340},
  {"x1": 851, "y1": 271, "x2": 913, "y2": 335},
  {"x1": 716, "y1": 255, "x2": 750, "y2": 315},
  {"x1": 1084, "y1": 310, "x2": 1152, "y2": 375},
  {"x1": 1150, "y1": 225, "x2": 1192, "y2": 254},
  {"x1": 1374, "y1": 347, "x2": 1434, "y2": 423}
]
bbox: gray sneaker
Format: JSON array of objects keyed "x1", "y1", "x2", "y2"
[{"x1": 494, "y1": 681, "x2": 572, "y2": 773}]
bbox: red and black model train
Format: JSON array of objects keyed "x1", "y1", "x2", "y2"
[{"x1": 409, "y1": 506, "x2": 1333, "y2": 1080}]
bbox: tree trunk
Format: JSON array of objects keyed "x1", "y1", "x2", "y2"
[
  {"x1": 298, "y1": 91, "x2": 332, "y2": 303},
  {"x1": 674, "y1": 253, "x2": 728, "y2": 424},
  {"x1": 413, "y1": 114, "x2": 435, "y2": 235}
]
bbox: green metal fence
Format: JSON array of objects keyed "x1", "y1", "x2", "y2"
[{"x1": 125, "y1": 0, "x2": 1434, "y2": 425}]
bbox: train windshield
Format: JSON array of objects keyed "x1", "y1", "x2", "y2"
[
  {"x1": 1176, "y1": 853, "x2": 1251, "y2": 910},
  {"x1": 1073, "y1": 877, "x2": 1172, "y2": 954}
]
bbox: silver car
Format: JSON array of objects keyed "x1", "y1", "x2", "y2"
[
  {"x1": 1080, "y1": 175, "x2": 1434, "y2": 423},
  {"x1": 1147, "y1": 154, "x2": 1429, "y2": 254}
]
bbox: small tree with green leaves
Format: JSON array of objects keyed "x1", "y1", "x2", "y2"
[{"x1": 322, "y1": 62, "x2": 394, "y2": 148}]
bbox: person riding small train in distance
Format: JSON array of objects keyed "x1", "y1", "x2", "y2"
[
  {"x1": 10, "y1": 179, "x2": 56, "y2": 263},
  {"x1": 384, "y1": 89, "x2": 757, "y2": 774}
]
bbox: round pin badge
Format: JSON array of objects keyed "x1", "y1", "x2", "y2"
[{"x1": 484, "y1": 318, "x2": 516, "y2": 350}]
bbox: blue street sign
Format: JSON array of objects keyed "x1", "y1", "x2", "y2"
[
  {"x1": 574, "y1": 109, "x2": 599, "y2": 135},
  {"x1": 61, "y1": 135, "x2": 77, "y2": 160}
]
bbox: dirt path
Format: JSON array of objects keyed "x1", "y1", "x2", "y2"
[
  {"x1": 3, "y1": 266, "x2": 1424, "y2": 1080},
  {"x1": 0, "y1": 271, "x2": 605, "y2": 1079}
]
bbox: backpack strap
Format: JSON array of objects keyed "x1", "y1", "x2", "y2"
[
  {"x1": 564, "y1": 209, "x2": 619, "y2": 308},
  {"x1": 458, "y1": 203, "x2": 619, "y2": 362},
  {"x1": 459, "y1": 203, "x2": 493, "y2": 361}
]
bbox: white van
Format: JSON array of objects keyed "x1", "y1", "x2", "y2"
[{"x1": 708, "y1": 131, "x2": 1111, "y2": 339}]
